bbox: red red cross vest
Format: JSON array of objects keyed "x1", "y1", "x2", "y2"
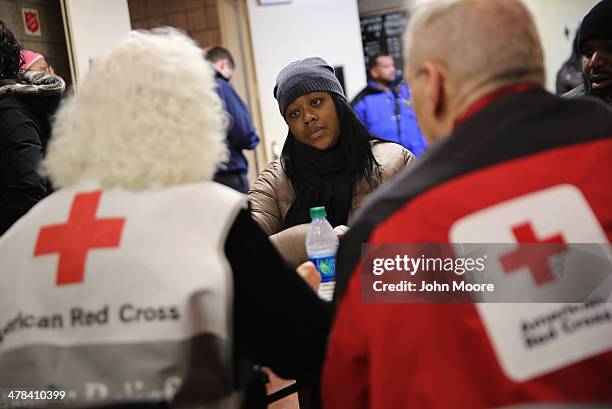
[
  {"x1": 0, "y1": 181, "x2": 246, "y2": 408},
  {"x1": 323, "y1": 89, "x2": 612, "y2": 409}
]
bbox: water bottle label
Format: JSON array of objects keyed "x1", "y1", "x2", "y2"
[{"x1": 310, "y1": 255, "x2": 336, "y2": 283}]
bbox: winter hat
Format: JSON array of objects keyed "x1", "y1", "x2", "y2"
[
  {"x1": 21, "y1": 50, "x2": 44, "y2": 70},
  {"x1": 274, "y1": 57, "x2": 346, "y2": 116},
  {"x1": 577, "y1": 0, "x2": 612, "y2": 51}
]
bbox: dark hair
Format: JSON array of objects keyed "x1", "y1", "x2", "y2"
[
  {"x1": 281, "y1": 93, "x2": 380, "y2": 191},
  {"x1": 205, "y1": 46, "x2": 235, "y2": 69},
  {"x1": 368, "y1": 52, "x2": 392, "y2": 73},
  {"x1": 0, "y1": 21, "x2": 23, "y2": 80}
]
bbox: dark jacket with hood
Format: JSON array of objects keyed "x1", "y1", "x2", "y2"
[{"x1": 0, "y1": 70, "x2": 65, "y2": 236}]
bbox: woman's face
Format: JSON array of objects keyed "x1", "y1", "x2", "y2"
[{"x1": 284, "y1": 91, "x2": 340, "y2": 150}]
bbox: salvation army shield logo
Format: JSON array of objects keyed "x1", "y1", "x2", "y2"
[{"x1": 22, "y1": 8, "x2": 42, "y2": 36}]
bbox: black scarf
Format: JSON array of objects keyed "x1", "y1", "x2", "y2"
[{"x1": 282, "y1": 140, "x2": 354, "y2": 229}]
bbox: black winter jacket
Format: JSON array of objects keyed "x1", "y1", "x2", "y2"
[{"x1": 0, "y1": 71, "x2": 64, "y2": 236}]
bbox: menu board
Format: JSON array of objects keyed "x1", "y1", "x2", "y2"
[{"x1": 360, "y1": 11, "x2": 409, "y2": 77}]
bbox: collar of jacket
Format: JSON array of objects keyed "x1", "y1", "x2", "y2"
[
  {"x1": 562, "y1": 83, "x2": 586, "y2": 99},
  {"x1": 0, "y1": 70, "x2": 66, "y2": 97},
  {"x1": 454, "y1": 82, "x2": 540, "y2": 128},
  {"x1": 215, "y1": 70, "x2": 229, "y2": 82},
  {"x1": 366, "y1": 79, "x2": 388, "y2": 94},
  {"x1": 367, "y1": 78, "x2": 406, "y2": 94}
]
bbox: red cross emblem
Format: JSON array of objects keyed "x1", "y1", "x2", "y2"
[
  {"x1": 34, "y1": 191, "x2": 125, "y2": 286},
  {"x1": 499, "y1": 222, "x2": 567, "y2": 286}
]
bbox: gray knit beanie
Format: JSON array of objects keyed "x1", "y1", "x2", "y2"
[{"x1": 274, "y1": 57, "x2": 346, "y2": 116}]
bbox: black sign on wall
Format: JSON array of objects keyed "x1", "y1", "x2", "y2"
[
  {"x1": 333, "y1": 66, "x2": 346, "y2": 95},
  {"x1": 360, "y1": 11, "x2": 409, "y2": 78}
]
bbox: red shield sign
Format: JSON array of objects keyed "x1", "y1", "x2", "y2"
[{"x1": 22, "y1": 8, "x2": 41, "y2": 36}]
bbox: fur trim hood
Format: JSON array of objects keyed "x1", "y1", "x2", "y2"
[{"x1": 0, "y1": 70, "x2": 65, "y2": 97}]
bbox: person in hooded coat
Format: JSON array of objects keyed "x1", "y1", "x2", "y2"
[{"x1": 0, "y1": 21, "x2": 65, "y2": 236}]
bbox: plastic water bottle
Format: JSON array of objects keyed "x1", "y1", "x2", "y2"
[{"x1": 306, "y1": 206, "x2": 339, "y2": 301}]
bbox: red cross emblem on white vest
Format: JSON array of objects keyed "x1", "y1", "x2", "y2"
[{"x1": 33, "y1": 191, "x2": 125, "y2": 285}]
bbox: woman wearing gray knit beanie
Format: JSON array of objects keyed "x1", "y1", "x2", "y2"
[{"x1": 249, "y1": 57, "x2": 414, "y2": 266}]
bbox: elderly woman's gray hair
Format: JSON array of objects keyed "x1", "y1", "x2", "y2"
[{"x1": 44, "y1": 28, "x2": 227, "y2": 190}]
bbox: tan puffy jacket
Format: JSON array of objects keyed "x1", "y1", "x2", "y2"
[{"x1": 248, "y1": 140, "x2": 414, "y2": 266}]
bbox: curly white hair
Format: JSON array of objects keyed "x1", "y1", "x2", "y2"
[{"x1": 44, "y1": 27, "x2": 227, "y2": 190}]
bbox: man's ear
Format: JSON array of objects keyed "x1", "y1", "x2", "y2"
[
  {"x1": 212, "y1": 60, "x2": 223, "y2": 71},
  {"x1": 368, "y1": 67, "x2": 377, "y2": 81},
  {"x1": 422, "y1": 61, "x2": 448, "y2": 120},
  {"x1": 218, "y1": 58, "x2": 228, "y2": 71}
]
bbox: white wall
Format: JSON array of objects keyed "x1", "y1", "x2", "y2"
[
  {"x1": 62, "y1": 0, "x2": 132, "y2": 86},
  {"x1": 246, "y1": 0, "x2": 367, "y2": 160},
  {"x1": 522, "y1": 0, "x2": 599, "y2": 92}
]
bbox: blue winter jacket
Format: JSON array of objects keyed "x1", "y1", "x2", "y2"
[
  {"x1": 352, "y1": 80, "x2": 427, "y2": 156},
  {"x1": 214, "y1": 73, "x2": 259, "y2": 175}
]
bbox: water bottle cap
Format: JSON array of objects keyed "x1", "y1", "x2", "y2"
[{"x1": 310, "y1": 206, "x2": 327, "y2": 219}]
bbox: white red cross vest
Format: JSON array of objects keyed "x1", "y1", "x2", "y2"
[{"x1": 0, "y1": 181, "x2": 246, "y2": 408}]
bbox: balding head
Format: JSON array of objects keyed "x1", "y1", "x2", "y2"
[{"x1": 404, "y1": 0, "x2": 545, "y2": 142}]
